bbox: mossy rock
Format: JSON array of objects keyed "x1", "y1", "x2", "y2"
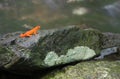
[
  {"x1": 42, "y1": 60, "x2": 120, "y2": 79},
  {"x1": 0, "y1": 26, "x2": 115, "y2": 73},
  {"x1": 30, "y1": 27, "x2": 103, "y2": 68}
]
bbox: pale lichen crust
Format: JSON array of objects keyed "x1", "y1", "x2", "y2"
[{"x1": 44, "y1": 46, "x2": 96, "y2": 66}]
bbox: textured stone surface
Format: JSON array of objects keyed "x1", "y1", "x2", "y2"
[
  {"x1": 95, "y1": 47, "x2": 118, "y2": 59},
  {"x1": 0, "y1": 26, "x2": 119, "y2": 74},
  {"x1": 42, "y1": 60, "x2": 120, "y2": 79},
  {"x1": 0, "y1": 26, "x2": 102, "y2": 71},
  {"x1": 102, "y1": 32, "x2": 120, "y2": 48}
]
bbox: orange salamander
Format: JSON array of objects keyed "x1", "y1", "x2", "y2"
[{"x1": 20, "y1": 25, "x2": 40, "y2": 38}]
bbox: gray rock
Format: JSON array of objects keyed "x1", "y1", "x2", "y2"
[
  {"x1": 0, "y1": 26, "x2": 119, "y2": 74},
  {"x1": 95, "y1": 47, "x2": 118, "y2": 59}
]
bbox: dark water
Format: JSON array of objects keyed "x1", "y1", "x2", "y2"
[{"x1": 0, "y1": 0, "x2": 120, "y2": 34}]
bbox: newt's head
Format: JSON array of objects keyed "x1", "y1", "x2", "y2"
[{"x1": 35, "y1": 25, "x2": 41, "y2": 29}]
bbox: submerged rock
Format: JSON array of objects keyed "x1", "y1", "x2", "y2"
[
  {"x1": 42, "y1": 60, "x2": 120, "y2": 79},
  {"x1": 0, "y1": 26, "x2": 119, "y2": 74}
]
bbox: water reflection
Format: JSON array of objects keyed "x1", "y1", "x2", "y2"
[
  {"x1": 104, "y1": 1, "x2": 120, "y2": 18},
  {"x1": 43, "y1": 0, "x2": 66, "y2": 10},
  {"x1": 103, "y1": 1, "x2": 120, "y2": 27}
]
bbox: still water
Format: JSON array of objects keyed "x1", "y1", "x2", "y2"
[{"x1": 0, "y1": 0, "x2": 120, "y2": 34}]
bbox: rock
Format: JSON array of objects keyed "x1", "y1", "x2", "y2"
[
  {"x1": 0, "y1": 27, "x2": 102, "y2": 71},
  {"x1": 0, "y1": 26, "x2": 119, "y2": 74},
  {"x1": 42, "y1": 60, "x2": 120, "y2": 79},
  {"x1": 0, "y1": 32, "x2": 21, "y2": 46},
  {"x1": 102, "y1": 32, "x2": 120, "y2": 48},
  {"x1": 95, "y1": 47, "x2": 118, "y2": 59},
  {"x1": 72, "y1": 7, "x2": 88, "y2": 15},
  {"x1": 0, "y1": 45, "x2": 15, "y2": 67}
]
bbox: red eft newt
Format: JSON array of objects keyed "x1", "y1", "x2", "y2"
[{"x1": 20, "y1": 25, "x2": 40, "y2": 38}]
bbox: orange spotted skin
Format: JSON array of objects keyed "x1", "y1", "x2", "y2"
[{"x1": 20, "y1": 25, "x2": 40, "y2": 38}]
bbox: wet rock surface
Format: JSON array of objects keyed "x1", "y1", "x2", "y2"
[
  {"x1": 102, "y1": 32, "x2": 120, "y2": 48},
  {"x1": 0, "y1": 26, "x2": 119, "y2": 75}
]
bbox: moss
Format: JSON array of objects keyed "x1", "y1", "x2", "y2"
[
  {"x1": 42, "y1": 61, "x2": 120, "y2": 79},
  {"x1": 0, "y1": 45, "x2": 14, "y2": 67}
]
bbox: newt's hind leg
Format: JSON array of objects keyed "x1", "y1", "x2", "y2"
[{"x1": 26, "y1": 34, "x2": 32, "y2": 37}]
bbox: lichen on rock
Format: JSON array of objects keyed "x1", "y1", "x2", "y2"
[
  {"x1": 44, "y1": 46, "x2": 96, "y2": 66},
  {"x1": 44, "y1": 51, "x2": 59, "y2": 66}
]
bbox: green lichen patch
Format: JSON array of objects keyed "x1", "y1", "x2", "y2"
[
  {"x1": 44, "y1": 46, "x2": 96, "y2": 67},
  {"x1": 44, "y1": 51, "x2": 59, "y2": 66}
]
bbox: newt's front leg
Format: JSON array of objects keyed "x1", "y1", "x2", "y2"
[{"x1": 33, "y1": 31, "x2": 38, "y2": 34}]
